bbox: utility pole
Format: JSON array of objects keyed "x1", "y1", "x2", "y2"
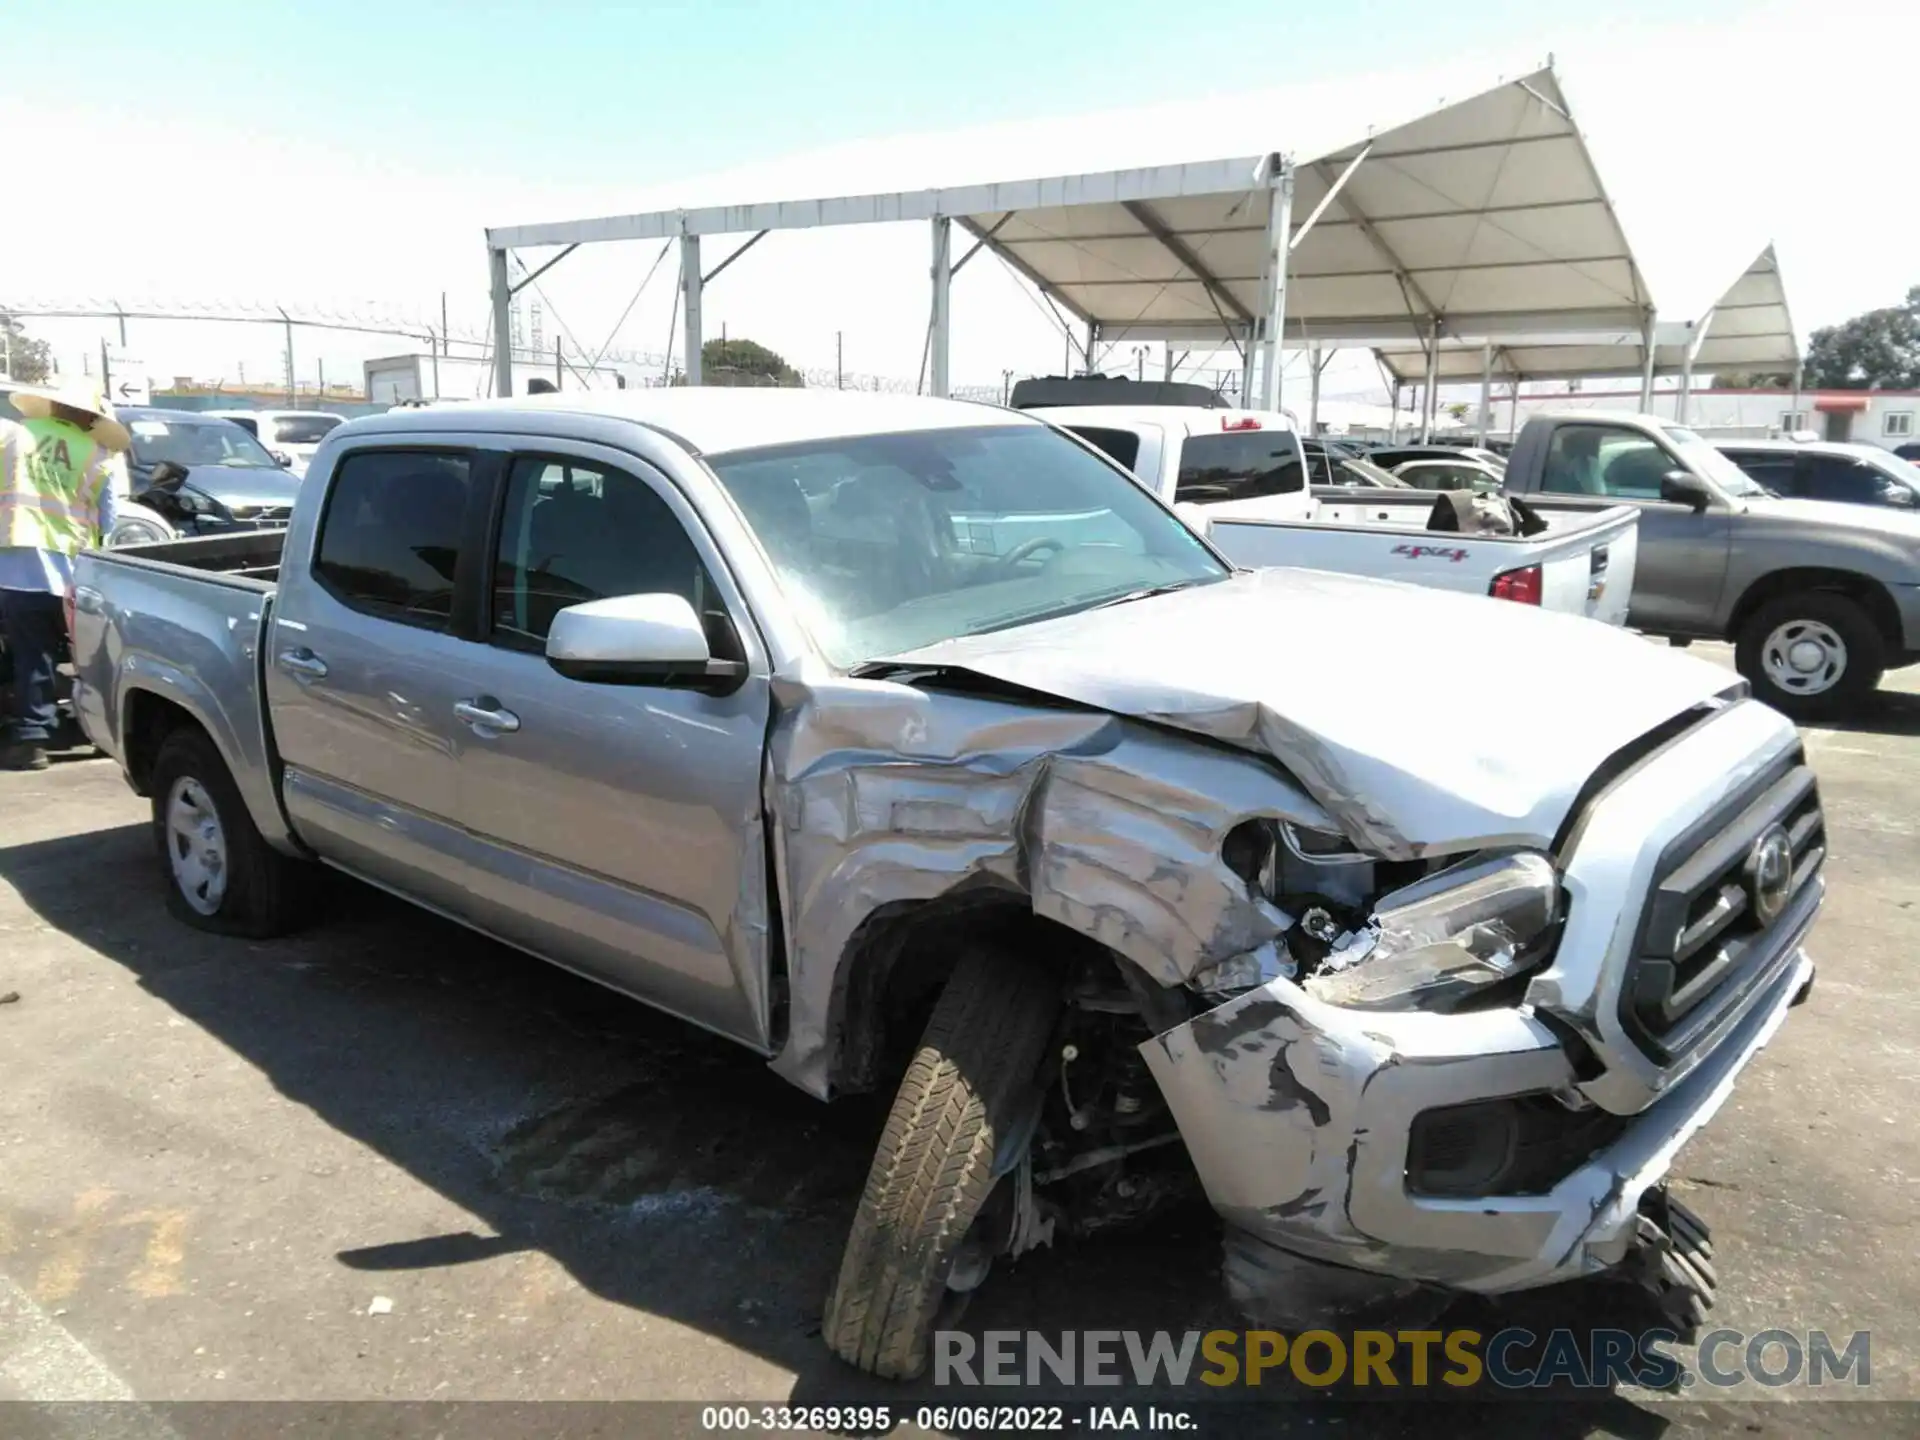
[
  {"x1": 836, "y1": 331, "x2": 843, "y2": 390},
  {"x1": 555, "y1": 337, "x2": 562, "y2": 388},
  {"x1": 1001, "y1": 369, "x2": 1013, "y2": 405},
  {"x1": 282, "y1": 312, "x2": 295, "y2": 405},
  {"x1": 100, "y1": 339, "x2": 111, "y2": 399},
  {"x1": 318, "y1": 357, "x2": 326, "y2": 399}
]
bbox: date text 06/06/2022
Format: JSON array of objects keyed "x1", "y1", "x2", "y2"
[{"x1": 699, "y1": 1405, "x2": 1195, "y2": 1432}]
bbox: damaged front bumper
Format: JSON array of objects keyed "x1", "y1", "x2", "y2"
[{"x1": 1140, "y1": 942, "x2": 1812, "y2": 1301}]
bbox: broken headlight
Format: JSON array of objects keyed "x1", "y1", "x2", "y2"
[{"x1": 1304, "y1": 853, "x2": 1560, "y2": 1013}]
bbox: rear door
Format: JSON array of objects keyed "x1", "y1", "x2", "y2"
[
  {"x1": 265, "y1": 445, "x2": 488, "y2": 914},
  {"x1": 1531, "y1": 421, "x2": 1733, "y2": 634},
  {"x1": 442, "y1": 445, "x2": 778, "y2": 1049}
]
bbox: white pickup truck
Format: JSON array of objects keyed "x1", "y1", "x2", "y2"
[{"x1": 1041, "y1": 404, "x2": 1638, "y2": 625}]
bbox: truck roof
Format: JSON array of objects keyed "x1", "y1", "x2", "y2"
[
  {"x1": 1031, "y1": 404, "x2": 1298, "y2": 434},
  {"x1": 339, "y1": 388, "x2": 1024, "y2": 456}
]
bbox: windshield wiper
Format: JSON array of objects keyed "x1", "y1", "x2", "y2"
[{"x1": 1088, "y1": 578, "x2": 1204, "y2": 610}]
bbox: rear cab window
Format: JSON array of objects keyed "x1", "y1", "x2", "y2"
[
  {"x1": 1065, "y1": 426, "x2": 1142, "y2": 472},
  {"x1": 271, "y1": 415, "x2": 344, "y2": 446},
  {"x1": 1173, "y1": 430, "x2": 1305, "y2": 503},
  {"x1": 311, "y1": 449, "x2": 474, "y2": 631}
]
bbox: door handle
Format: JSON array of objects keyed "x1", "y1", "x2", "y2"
[
  {"x1": 277, "y1": 648, "x2": 328, "y2": 679},
  {"x1": 454, "y1": 698, "x2": 521, "y2": 734}
]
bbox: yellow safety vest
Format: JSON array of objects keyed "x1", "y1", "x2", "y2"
[{"x1": 1, "y1": 416, "x2": 114, "y2": 554}]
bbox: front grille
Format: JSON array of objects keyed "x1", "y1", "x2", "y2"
[
  {"x1": 225, "y1": 503, "x2": 293, "y2": 525},
  {"x1": 1622, "y1": 749, "x2": 1824, "y2": 1062}
]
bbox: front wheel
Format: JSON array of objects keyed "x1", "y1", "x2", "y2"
[
  {"x1": 823, "y1": 946, "x2": 1060, "y2": 1379},
  {"x1": 149, "y1": 727, "x2": 312, "y2": 937},
  {"x1": 1734, "y1": 592, "x2": 1884, "y2": 721}
]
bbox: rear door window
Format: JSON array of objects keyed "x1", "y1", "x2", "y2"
[
  {"x1": 1719, "y1": 451, "x2": 1799, "y2": 495},
  {"x1": 1799, "y1": 454, "x2": 1897, "y2": 505},
  {"x1": 1174, "y1": 431, "x2": 1304, "y2": 503},
  {"x1": 312, "y1": 450, "x2": 473, "y2": 630}
]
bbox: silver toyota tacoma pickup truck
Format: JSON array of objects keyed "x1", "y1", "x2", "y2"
[{"x1": 71, "y1": 391, "x2": 1821, "y2": 1379}]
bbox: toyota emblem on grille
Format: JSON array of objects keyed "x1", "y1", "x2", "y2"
[{"x1": 1745, "y1": 824, "x2": 1794, "y2": 927}]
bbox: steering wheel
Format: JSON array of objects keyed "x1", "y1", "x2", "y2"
[{"x1": 993, "y1": 536, "x2": 1067, "y2": 574}]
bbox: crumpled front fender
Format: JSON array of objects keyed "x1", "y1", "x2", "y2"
[{"x1": 763, "y1": 666, "x2": 1334, "y2": 1096}]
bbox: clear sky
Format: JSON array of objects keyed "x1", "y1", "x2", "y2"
[{"x1": 1, "y1": 0, "x2": 1906, "y2": 400}]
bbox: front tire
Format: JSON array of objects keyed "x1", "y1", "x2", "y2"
[
  {"x1": 823, "y1": 946, "x2": 1060, "y2": 1379},
  {"x1": 150, "y1": 727, "x2": 311, "y2": 937},
  {"x1": 1734, "y1": 591, "x2": 1884, "y2": 721}
]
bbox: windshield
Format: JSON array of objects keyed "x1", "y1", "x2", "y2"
[
  {"x1": 1664, "y1": 425, "x2": 1770, "y2": 497},
  {"x1": 1870, "y1": 450, "x2": 1920, "y2": 492},
  {"x1": 127, "y1": 416, "x2": 280, "y2": 470},
  {"x1": 1330, "y1": 454, "x2": 1409, "y2": 487},
  {"x1": 705, "y1": 423, "x2": 1230, "y2": 667}
]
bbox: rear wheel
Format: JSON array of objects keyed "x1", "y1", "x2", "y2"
[
  {"x1": 823, "y1": 945, "x2": 1060, "y2": 1379},
  {"x1": 150, "y1": 727, "x2": 312, "y2": 937},
  {"x1": 1734, "y1": 591, "x2": 1884, "y2": 720}
]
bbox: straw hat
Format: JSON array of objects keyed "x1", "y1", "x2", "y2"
[{"x1": 12, "y1": 382, "x2": 133, "y2": 453}]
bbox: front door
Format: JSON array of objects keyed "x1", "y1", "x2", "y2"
[
  {"x1": 1532, "y1": 421, "x2": 1734, "y2": 635},
  {"x1": 446, "y1": 448, "x2": 777, "y2": 1049},
  {"x1": 265, "y1": 446, "x2": 483, "y2": 915}
]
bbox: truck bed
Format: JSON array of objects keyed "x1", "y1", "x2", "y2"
[
  {"x1": 102, "y1": 528, "x2": 287, "y2": 587},
  {"x1": 1201, "y1": 488, "x2": 1639, "y2": 623},
  {"x1": 70, "y1": 530, "x2": 291, "y2": 850}
]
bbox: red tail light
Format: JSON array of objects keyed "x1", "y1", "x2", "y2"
[
  {"x1": 1489, "y1": 563, "x2": 1543, "y2": 605},
  {"x1": 1221, "y1": 416, "x2": 1262, "y2": 431}
]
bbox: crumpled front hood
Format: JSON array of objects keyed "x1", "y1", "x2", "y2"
[{"x1": 881, "y1": 568, "x2": 1739, "y2": 858}]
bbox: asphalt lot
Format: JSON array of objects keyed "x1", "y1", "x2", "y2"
[{"x1": 2, "y1": 643, "x2": 1917, "y2": 1436}]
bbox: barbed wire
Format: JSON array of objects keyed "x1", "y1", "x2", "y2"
[{"x1": 3, "y1": 297, "x2": 1018, "y2": 401}]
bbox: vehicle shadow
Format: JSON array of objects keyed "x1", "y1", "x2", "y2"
[
  {"x1": 1, "y1": 821, "x2": 1699, "y2": 1434},
  {"x1": 1817, "y1": 686, "x2": 1920, "y2": 739}
]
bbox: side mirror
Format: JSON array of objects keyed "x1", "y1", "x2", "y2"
[
  {"x1": 1173, "y1": 501, "x2": 1213, "y2": 537},
  {"x1": 1659, "y1": 470, "x2": 1713, "y2": 512},
  {"x1": 271, "y1": 449, "x2": 294, "y2": 468},
  {"x1": 544, "y1": 593, "x2": 745, "y2": 689},
  {"x1": 145, "y1": 461, "x2": 189, "y2": 493}
]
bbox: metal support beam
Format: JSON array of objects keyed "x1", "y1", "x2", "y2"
[
  {"x1": 508, "y1": 243, "x2": 579, "y2": 297},
  {"x1": 1421, "y1": 325, "x2": 1440, "y2": 442},
  {"x1": 1121, "y1": 199, "x2": 1253, "y2": 325},
  {"x1": 1638, "y1": 311, "x2": 1658, "y2": 411},
  {"x1": 1389, "y1": 381, "x2": 1402, "y2": 443},
  {"x1": 951, "y1": 213, "x2": 1011, "y2": 276},
  {"x1": 1311, "y1": 159, "x2": 1442, "y2": 353},
  {"x1": 1676, "y1": 307, "x2": 1715, "y2": 424},
  {"x1": 1085, "y1": 320, "x2": 1099, "y2": 374},
  {"x1": 1256, "y1": 166, "x2": 1295, "y2": 413},
  {"x1": 488, "y1": 246, "x2": 514, "y2": 398},
  {"x1": 1308, "y1": 342, "x2": 1322, "y2": 434},
  {"x1": 1476, "y1": 341, "x2": 1493, "y2": 444},
  {"x1": 929, "y1": 217, "x2": 952, "y2": 398},
  {"x1": 680, "y1": 235, "x2": 703, "y2": 385},
  {"x1": 702, "y1": 230, "x2": 769, "y2": 286},
  {"x1": 953, "y1": 215, "x2": 1094, "y2": 328},
  {"x1": 1289, "y1": 143, "x2": 1370, "y2": 253}
]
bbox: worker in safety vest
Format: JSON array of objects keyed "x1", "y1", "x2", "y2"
[{"x1": 0, "y1": 383, "x2": 125, "y2": 771}]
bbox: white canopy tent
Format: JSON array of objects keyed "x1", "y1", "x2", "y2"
[
  {"x1": 483, "y1": 64, "x2": 1652, "y2": 429},
  {"x1": 1372, "y1": 243, "x2": 1799, "y2": 435}
]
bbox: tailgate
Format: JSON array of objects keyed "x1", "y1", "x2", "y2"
[{"x1": 1527, "y1": 505, "x2": 1639, "y2": 625}]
